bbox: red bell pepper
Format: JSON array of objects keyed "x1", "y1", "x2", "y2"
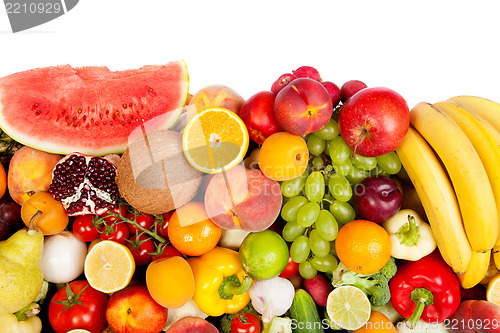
[{"x1": 389, "y1": 250, "x2": 461, "y2": 324}]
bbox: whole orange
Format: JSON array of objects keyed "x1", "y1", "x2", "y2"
[
  {"x1": 258, "y1": 132, "x2": 309, "y2": 181},
  {"x1": 335, "y1": 219, "x2": 391, "y2": 275},
  {"x1": 168, "y1": 201, "x2": 221, "y2": 256},
  {"x1": 0, "y1": 163, "x2": 6, "y2": 199},
  {"x1": 354, "y1": 311, "x2": 396, "y2": 333},
  {"x1": 145, "y1": 256, "x2": 195, "y2": 309}
]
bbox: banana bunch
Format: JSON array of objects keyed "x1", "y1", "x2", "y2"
[{"x1": 396, "y1": 96, "x2": 500, "y2": 289}]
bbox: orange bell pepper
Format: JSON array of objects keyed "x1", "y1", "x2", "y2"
[{"x1": 187, "y1": 246, "x2": 252, "y2": 317}]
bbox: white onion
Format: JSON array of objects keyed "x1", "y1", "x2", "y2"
[
  {"x1": 41, "y1": 231, "x2": 88, "y2": 283},
  {"x1": 249, "y1": 277, "x2": 295, "y2": 323}
]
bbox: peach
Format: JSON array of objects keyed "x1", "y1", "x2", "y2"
[
  {"x1": 204, "y1": 165, "x2": 282, "y2": 232},
  {"x1": 106, "y1": 284, "x2": 168, "y2": 333},
  {"x1": 449, "y1": 300, "x2": 500, "y2": 332},
  {"x1": 274, "y1": 77, "x2": 333, "y2": 136},
  {"x1": 7, "y1": 146, "x2": 61, "y2": 205},
  {"x1": 165, "y1": 316, "x2": 219, "y2": 333},
  {"x1": 188, "y1": 84, "x2": 245, "y2": 115}
]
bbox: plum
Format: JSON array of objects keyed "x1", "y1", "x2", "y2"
[
  {"x1": 321, "y1": 81, "x2": 341, "y2": 107},
  {"x1": 271, "y1": 73, "x2": 298, "y2": 94},
  {"x1": 165, "y1": 316, "x2": 219, "y2": 333},
  {"x1": 340, "y1": 80, "x2": 367, "y2": 103},
  {"x1": 353, "y1": 176, "x2": 402, "y2": 223},
  {"x1": 293, "y1": 66, "x2": 322, "y2": 81}
]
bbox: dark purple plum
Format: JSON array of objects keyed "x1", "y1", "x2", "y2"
[
  {"x1": 0, "y1": 221, "x2": 9, "y2": 240},
  {"x1": 353, "y1": 175, "x2": 402, "y2": 223},
  {"x1": 0, "y1": 200, "x2": 22, "y2": 227}
]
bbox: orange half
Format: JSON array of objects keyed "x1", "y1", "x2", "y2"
[{"x1": 182, "y1": 107, "x2": 249, "y2": 173}]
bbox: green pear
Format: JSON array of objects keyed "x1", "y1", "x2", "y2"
[{"x1": 0, "y1": 225, "x2": 44, "y2": 314}]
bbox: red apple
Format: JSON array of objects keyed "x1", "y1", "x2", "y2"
[
  {"x1": 239, "y1": 91, "x2": 283, "y2": 145},
  {"x1": 338, "y1": 87, "x2": 409, "y2": 157},
  {"x1": 105, "y1": 284, "x2": 168, "y2": 333},
  {"x1": 274, "y1": 78, "x2": 333, "y2": 136}
]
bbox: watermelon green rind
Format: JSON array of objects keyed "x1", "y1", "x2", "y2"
[{"x1": 0, "y1": 60, "x2": 189, "y2": 156}]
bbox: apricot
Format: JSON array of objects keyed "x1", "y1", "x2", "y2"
[
  {"x1": 258, "y1": 132, "x2": 309, "y2": 181},
  {"x1": 8, "y1": 146, "x2": 61, "y2": 205}
]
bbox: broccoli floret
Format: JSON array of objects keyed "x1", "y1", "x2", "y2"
[
  {"x1": 378, "y1": 256, "x2": 397, "y2": 280},
  {"x1": 332, "y1": 259, "x2": 397, "y2": 308},
  {"x1": 219, "y1": 303, "x2": 259, "y2": 333}
]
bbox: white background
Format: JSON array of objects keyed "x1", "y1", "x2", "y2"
[{"x1": 1, "y1": 0, "x2": 500, "y2": 109}]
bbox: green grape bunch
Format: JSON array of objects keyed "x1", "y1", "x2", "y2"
[{"x1": 279, "y1": 116, "x2": 403, "y2": 279}]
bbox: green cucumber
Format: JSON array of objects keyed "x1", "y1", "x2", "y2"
[{"x1": 290, "y1": 289, "x2": 325, "y2": 333}]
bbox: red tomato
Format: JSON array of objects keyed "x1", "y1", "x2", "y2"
[
  {"x1": 102, "y1": 203, "x2": 128, "y2": 224},
  {"x1": 126, "y1": 234, "x2": 155, "y2": 266},
  {"x1": 157, "y1": 211, "x2": 173, "y2": 238},
  {"x1": 153, "y1": 244, "x2": 183, "y2": 261},
  {"x1": 48, "y1": 280, "x2": 108, "y2": 333},
  {"x1": 126, "y1": 211, "x2": 154, "y2": 235},
  {"x1": 99, "y1": 221, "x2": 129, "y2": 244},
  {"x1": 231, "y1": 313, "x2": 262, "y2": 333},
  {"x1": 279, "y1": 254, "x2": 300, "y2": 279},
  {"x1": 72, "y1": 214, "x2": 99, "y2": 242}
]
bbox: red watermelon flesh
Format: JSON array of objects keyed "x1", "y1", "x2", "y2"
[{"x1": 0, "y1": 60, "x2": 189, "y2": 155}]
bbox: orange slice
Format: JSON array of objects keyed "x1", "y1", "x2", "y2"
[
  {"x1": 487, "y1": 273, "x2": 500, "y2": 305},
  {"x1": 182, "y1": 107, "x2": 249, "y2": 173},
  {"x1": 84, "y1": 240, "x2": 135, "y2": 293}
]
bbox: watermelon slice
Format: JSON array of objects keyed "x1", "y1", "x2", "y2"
[{"x1": 0, "y1": 60, "x2": 189, "y2": 155}]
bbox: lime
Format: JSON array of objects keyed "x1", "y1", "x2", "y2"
[
  {"x1": 326, "y1": 285, "x2": 371, "y2": 330},
  {"x1": 239, "y1": 230, "x2": 289, "y2": 279}
]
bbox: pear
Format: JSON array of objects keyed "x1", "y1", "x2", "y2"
[{"x1": 0, "y1": 223, "x2": 44, "y2": 314}]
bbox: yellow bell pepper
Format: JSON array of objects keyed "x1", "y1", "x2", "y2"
[
  {"x1": 188, "y1": 246, "x2": 252, "y2": 317},
  {"x1": 0, "y1": 303, "x2": 42, "y2": 333}
]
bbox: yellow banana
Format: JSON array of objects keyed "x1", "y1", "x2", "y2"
[
  {"x1": 410, "y1": 102, "x2": 498, "y2": 253},
  {"x1": 433, "y1": 101, "x2": 500, "y2": 268},
  {"x1": 396, "y1": 126, "x2": 471, "y2": 273},
  {"x1": 457, "y1": 250, "x2": 491, "y2": 289},
  {"x1": 448, "y1": 95, "x2": 500, "y2": 134}
]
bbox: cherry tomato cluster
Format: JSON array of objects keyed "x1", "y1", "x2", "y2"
[{"x1": 72, "y1": 202, "x2": 181, "y2": 266}]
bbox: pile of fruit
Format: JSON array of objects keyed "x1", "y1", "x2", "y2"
[{"x1": 1, "y1": 60, "x2": 500, "y2": 333}]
